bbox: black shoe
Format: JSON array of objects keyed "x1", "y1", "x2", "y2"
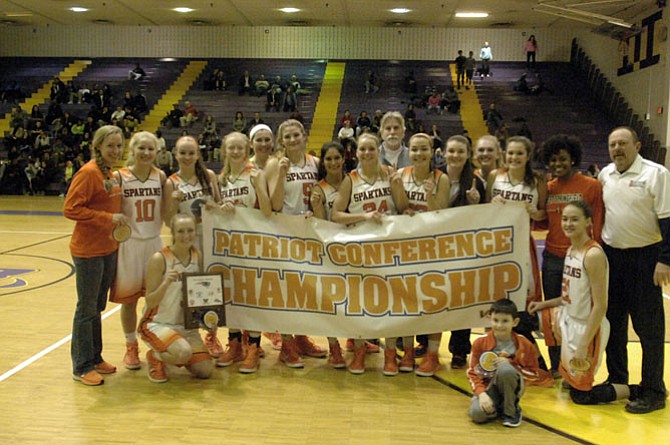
[
  {"x1": 414, "y1": 344, "x2": 427, "y2": 357},
  {"x1": 451, "y1": 355, "x2": 467, "y2": 369},
  {"x1": 625, "y1": 397, "x2": 666, "y2": 414}
]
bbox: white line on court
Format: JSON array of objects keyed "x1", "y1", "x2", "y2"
[
  {"x1": 0, "y1": 305, "x2": 121, "y2": 383},
  {"x1": 0, "y1": 231, "x2": 71, "y2": 235}
]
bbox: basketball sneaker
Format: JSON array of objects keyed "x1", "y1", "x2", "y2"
[
  {"x1": 502, "y1": 409, "x2": 522, "y2": 427},
  {"x1": 327, "y1": 342, "x2": 346, "y2": 369},
  {"x1": 263, "y1": 332, "x2": 283, "y2": 350},
  {"x1": 383, "y1": 348, "x2": 399, "y2": 376},
  {"x1": 123, "y1": 341, "x2": 141, "y2": 370},
  {"x1": 146, "y1": 350, "x2": 168, "y2": 383},
  {"x1": 205, "y1": 331, "x2": 224, "y2": 358},
  {"x1": 348, "y1": 344, "x2": 366, "y2": 374},
  {"x1": 279, "y1": 337, "x2": 304, "y2": 368},
  {"x1": 399, "y1": 347, "x2": 415, "y2": 372},
  {"x1": 216, "y1": 338, "x2": 245, "y2": 367},
  {"x1": 295, "y1": 335, "x2": 327, "y2": 358},
  {"x1": 239, "y1": 344, "x2": 260, "y2": 374},
  {"x1": 415, "y1": 351, "x2": 441, "y2": 377}
]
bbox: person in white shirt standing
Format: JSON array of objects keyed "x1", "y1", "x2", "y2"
[{"x1": 599, "y1": 126, "x2": 670, "y2": 414}]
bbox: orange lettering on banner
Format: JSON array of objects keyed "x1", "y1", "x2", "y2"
[
  {"x1": 494, "y1": 228, "x2": 512, "y2": 253},
  {"x1": 346, "y1": 275, "x2": 363, "y2": 314},
  {"x1": 363, "y1": 276, "x2": 388, "y2": 315},
  {"x1": 389, "y1": 276, "x2": 419, "y2": 313},
  {"x1": 232, "y1": 267, "x2": 257, "y2": 304},
  {"x1": 364, "y1": 243, "x2": 383, "y2": 265},
  {"x1": 476, "y1": 266, "x2": 492, "y2": 304},
  {"x1": 285, "y1": 272, "x2": 318, "y2": 310},
  {"x1": 213, "y1": 230, "x2": 324, "y2": 264},
  {"x1": 448, "y1": 269, "x2": 477, "y2": 308},
  {"x1": 455, "y1": 234, "x2": 474, "y2": 257},
  {"x1": 320, "y1": 276, "x2": 347, "y2": 312},
  {"x1": 475, "y1": 231, "x2": 493, "y2": 256},
  {"x1": 420, "y1": 273, "x2": 448, "y2": 313},
  {"x1": 492, "y1": 263, "x2": 519, "y2": 301},
  {"x1": 417, "y1": 238, "x2": 437, "y2": 260},
  {"x1": 258, "y1": 270, "x2": 284, "y2": 308}
]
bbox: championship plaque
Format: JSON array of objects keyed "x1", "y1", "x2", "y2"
[{"x1": 182, "y1": 273, "x2": 225, "y2": 329}]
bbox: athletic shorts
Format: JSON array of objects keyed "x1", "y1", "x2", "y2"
[{"x1": 110, "y1": 236, "x2": 163, "y2": 304}]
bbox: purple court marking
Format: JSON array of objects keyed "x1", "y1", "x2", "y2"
[{"x1": 0, "y1": 210, "x2": 63, "y2": 216}]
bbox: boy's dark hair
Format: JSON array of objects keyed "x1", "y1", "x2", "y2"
[{"x1": 489, "y1": 299, "x2": 518, "y2": 318}]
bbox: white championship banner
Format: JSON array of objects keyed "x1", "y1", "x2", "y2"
[{"x1": 202, "y1": 203, "x2": 530, "y2": 338}]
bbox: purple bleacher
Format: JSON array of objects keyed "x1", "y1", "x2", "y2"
[
  {"x1": 474, "y1": 61, "x2": 614, "y2": 170},
  {"x1": 158, "y1": 58, "x2": 326, "y2": 159},
  {"x1": 335, "y1": 60, "x2": 464, "y2": 143}
]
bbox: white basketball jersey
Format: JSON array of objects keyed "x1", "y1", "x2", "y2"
[
  {"x1": 118, "y1": 167, "x2": 163, "y2": 239},
  {"x1": 347, "y1": 169, "x2": 397, "y2": 215},
  {"x1": 561, "y1": 240, "x2": 609, "y2": 322},
  {"x1": 490, "y1": 171, "x2": 539, "y2": 212},
  {"x1": 316, "y1": 179, "x2": 339, "y2": 221},
  {"x1": 220, "y1": 161, "x2": 258, "y2": 209},
  {"x1": 399, "y1": 166, "x2": 444, "y2": 213},
  {"x1": 283, "y1": 154, "x2": 318, "y2": 215}
]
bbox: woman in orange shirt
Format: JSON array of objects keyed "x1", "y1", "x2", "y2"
[{"x1": 64, "y1": 125, "x2": 128, "y2": 386}]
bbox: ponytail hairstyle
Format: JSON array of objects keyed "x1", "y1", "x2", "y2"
[
  {"x1": 219, "y1": 131, "x2": 251, "y2": 187},
  {"x1": 91, "y1": 125, "x2": 124, "y2": 175},
  {"x1": 176, "y1": 135, "x2": 214, "y2": 196}
]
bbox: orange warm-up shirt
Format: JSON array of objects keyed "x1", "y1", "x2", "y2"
[
  {"x1": 63, "y1": 160, "x2": 122, "y2": 258},
  {"x1": 545, "y1": 173, "x2": 604, "y2": 257}
]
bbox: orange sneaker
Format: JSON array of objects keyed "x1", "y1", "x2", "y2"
[
  {"x1": 123, "y1": 341, "x2": 141, "y2": 370},
  {"x1": 72, "y1": 370, "x2": 104, "y2": 386},
  {"x1": 216, "y1": 338, "x2": 245, "y2": 367},
  {"x1": 239, "y1": 343, "x2": 260, "y2": 374},
  {"x1": 399, "y1": 347, "x2": 415, "y2": 372},
  {"x1": 205, "y1": 331, "x2": 224, "y2": 358},
  {"x1": 295, "y1": 335, "x2": 327, "y2": 358},
  {"x1": 328, "y1": 342, "x2": 346, "y2": 369},
  {"x1": 345, "y1": 338, "x2": 355, "y2": 352},
  {"x1": 383, "y1": 348, "x2": 399, "y2": 376},
  {"x1": 279, "y1": 337, "x2": 304, "y2": 368},
  {"x1": 348, "y1": 344, "x2": 367, "y2": 374},
  {"x1": 146, "y1": 350, "x2": 168, "y2": 383},
  {"x1": 365, "y1": 340, "x2": 381, "y2": 353},
  {"x1": 415, "y1": 351, "x2": 441, "y2": 377},
  {"x1": 94, "y1": 360, "x2": 117, "y2": 375},
  {"x1": 263, "y1": 332, "x2": 283, "y2": 350}
]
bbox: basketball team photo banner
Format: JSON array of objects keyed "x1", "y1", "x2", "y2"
[{"x1": 202, "y1": 204, "x2": 530, "y2": 339}]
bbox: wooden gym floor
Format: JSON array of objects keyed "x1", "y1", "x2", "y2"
[{"x1": 1, "y1": 196, "x2": 669, "y2": 445}]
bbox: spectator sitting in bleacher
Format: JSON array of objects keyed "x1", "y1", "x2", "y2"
[
  {"x1": 290, "y1": 75, "x2": 308, "y2": 95},
  {"x1": 282, "y1": 85, "x2": 298, "y2": 112},
  {"x1": 123, "y1": 113, "x2": 138, "y2": 138},
  {"x1": 364, "y1": 70, "x2": 380, "y2": 94},
  {"x1": 255, "y1": 74, "x2": 270, "y2": 97},
  {"x1": 238, "y1": 70, "x2": 253, "y2": 95},
  {"x1": 2, "y1": 80, "x2": 25, "y2": 104},
  {"x1": 266, "y1": 86, "x2": 281, "y2": 112},
  {"x1": 215, "y1": 69, "x2": 227, "y2": 91},
  {"x1": 46, "y1": 101, "x2": 65, "y2": 127},
  {"x1": 6, "y1": 124, "x2": 29, "y2": 150},
  {"x1": 129, "y1": 63, "x2": 146, "y2": 80},
  {"x1": 202, "y1": 114, "x2": 218, "y2": 138},
  {"x1": 404, "y1": 103, "x2": 417, "y2": 133},
  {"x1": 514, "y1": 73, "x2": 530, "y2": 94},
  {"x1": 179, "y1": 101, "x2": 199, "y2": 127},
  {"x1": 134, "y1": 92, "x2": 148, "y2": 114},
  {"x1": 10, "y1": 106, "x2": 28, "y2": 130},
  {"x1": 122, "y1": 91, "x2": 135, "y2": 111},
  {"x1": 404, "y1": 70, "x2": 417, "y2": 94},
  {"x1": 495, "y1": 122, "x2": 510, "y2": 149},
  {"x1": 441, "y1": 86, "x2": 461, "y2": 114},
  {"x1": 71, "y1": 119, "x2": 85, "y2": 141},
  {"x1": 529, "y1": 73, "x2": 554, "y2": 95},
  {"x1": 77, "y1": 83, "x2": 92, "y2": 104},
  {"x1": 30, "y1": 121, "x2": 45, "y2": 144},
  {"x1": 248, "y1": 112, "x2": 264, "y2": 129},
  {"x1": 34, "y1": 130, "x2": 50, "y2": 157},
  {"x1": 427, "y1": 92, "x2": 441, "y2": 115},
  {"x1": 233, "y1": 111, "x2": 247, "y2": 133},
  {"x1": 30, "y1": 105, "x2": 44, "y2": 128},
  {"x1": 50, "y1": 77, "x2": 67, "y2": 104},
  {"x1": 337, "y1": 120, "x2": 355, "y2": 144},
  {"x1": 371, "y1": 109, "x2": 384, "y2": 134},
  {"x1": 273, "y1": 75, "x2": 285, "y2": 92},
  {"x1": 421, "y1": 81, "x2": 437, "y2": 107},
  {"x1": 161, "y1": 104, "x2": 183, "y2": 129},
  {"x1": 339, "y1": 110, "x2": 355, "y2": 129},
  {"x1": 96, "y1": 106, "x2": 112, "y2": 127},
  {"x1": 110, "y1": 106, "x2": 125, "y2": 123},
  {"x1": 356, "y1": 111, "x2": 372, "y2": 136},
  {"x1": 485, "y1": 102, "x2": 503, "y2": 134},
  {"x1": 155, "y1": 141, "x2": 174, "y2": 176}
]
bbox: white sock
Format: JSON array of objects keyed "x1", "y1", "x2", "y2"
[
  {"x1": 125, "y1": 332, "x2": 137, "y2": 344},
  {"x1": 428, "y1": 340, "x2": 440, "y2": 353}
]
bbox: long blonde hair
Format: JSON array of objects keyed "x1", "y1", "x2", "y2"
[
  {"x1": 91, "y1": 125, "x2": 124, "y2": 175},
  {"x1": 219, "y1": 131, "x2": 251, "y2": 187},
  {"x1": 275, "y1": 119, "x2": 306, "y2": 158}
]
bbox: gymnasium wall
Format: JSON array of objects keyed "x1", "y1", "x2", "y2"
[
  {"x1": 0, "y1": 25, "x2": 575, "y2": 61},
  {"x1": 574, "y1": 8, "x2": 670, "y2": 166}
]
